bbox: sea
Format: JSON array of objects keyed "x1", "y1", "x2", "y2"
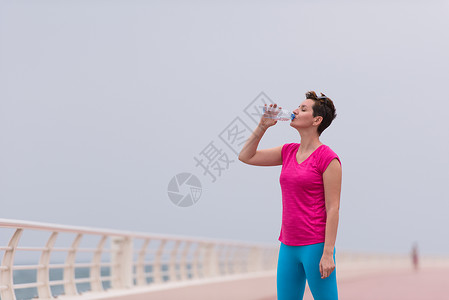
[{"x1": 10, "y1": 263, "x2": 179, "y2": 300}]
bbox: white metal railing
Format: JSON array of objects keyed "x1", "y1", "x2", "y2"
[
  {"x1": 3, "y1": 219, "x2": 448, "y2": 300},
  {"x1": 0, "y1": 219, "x2": 278, "y2": 300}
]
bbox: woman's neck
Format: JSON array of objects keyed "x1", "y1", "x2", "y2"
[{"x1": 298, "y1": 132, "x2": 322, "y2": 153}]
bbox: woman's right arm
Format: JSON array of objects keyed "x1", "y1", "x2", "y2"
[{"x1": 238, "y1": 104, "x2": 283, "y2": 166}]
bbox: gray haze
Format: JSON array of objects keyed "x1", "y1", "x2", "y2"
[{"x1": 1, "y1": 0, "x2": 448, "y2": 255}]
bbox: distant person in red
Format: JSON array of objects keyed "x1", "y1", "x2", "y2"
[{"x1": 411, "y1": 242, "x2": 419, "y2": 271}]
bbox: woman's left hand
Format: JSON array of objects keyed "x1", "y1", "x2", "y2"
[{"x1": 319, "y1": 254, "x2": 335, "y2": 279}]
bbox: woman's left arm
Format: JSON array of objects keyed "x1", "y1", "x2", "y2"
[{"x1": 320, "y1": 158, "x2": 342, "y2": 279}]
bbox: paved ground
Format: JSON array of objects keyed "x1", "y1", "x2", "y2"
[
  {"x1": 62, "y1": 272, "x2": 278, "y2": 300},
  {"x1": 261, "y1": 267, "x2": 449, "y2": 300},
  {"x1": 66, "y1": 268, "x2": 449, "y2": 300}
]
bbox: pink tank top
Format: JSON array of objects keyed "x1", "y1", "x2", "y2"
[{"x1": 279, "y1": 143, "x2": 341, "y2": 246}]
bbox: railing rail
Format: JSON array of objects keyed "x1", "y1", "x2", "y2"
[{"x1": 0, "y1": 218, "x2": 278, "y2": 300}]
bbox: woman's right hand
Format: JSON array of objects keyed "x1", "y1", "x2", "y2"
[{"x1": 259, "y1": 103, "x2": 282, "y2": 130}]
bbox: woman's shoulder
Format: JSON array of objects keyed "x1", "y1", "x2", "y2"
[
  {"x1": 282, "y1": 142, "x2": 299, "y2": 151},
  {"x1": 284, "y1": 142, "x2": 299, "y2": 146},
  {"x1": 319, "y1": 144, "x2": 337, "y2": 155},
  {"x1": 315, "y1": 144, "x2": 340, "y2": 162},
  {"x1": 317, "y1": 144, "x2": 341, "y2": 168},
  {"x1": 281, "y1": 143, "x2": 299, "y2": 160}
]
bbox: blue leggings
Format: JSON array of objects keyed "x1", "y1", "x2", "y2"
[{"x1": 276, "y1": 242, "x2": 338, "y2": 300}]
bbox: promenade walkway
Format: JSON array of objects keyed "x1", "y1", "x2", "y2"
[
  {"x1": 78, "y1": 267, "x2": 448, "y2": 300},
  {"x1": 261, "y1": 267, "x2": 449, "y2": 300}
]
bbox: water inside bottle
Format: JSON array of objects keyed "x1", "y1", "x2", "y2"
[{"x1": 260, "y1": 105, "x2": 295, "y2": 121}]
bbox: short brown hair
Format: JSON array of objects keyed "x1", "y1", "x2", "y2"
[{"x1": 305, "y1": 91, "x2": 337, "y2": 136}]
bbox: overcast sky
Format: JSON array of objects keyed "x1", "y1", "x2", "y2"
[{"x1": 1, "y1": 0, "x2": 448, "y2": 256}]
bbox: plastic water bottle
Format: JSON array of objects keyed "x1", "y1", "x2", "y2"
[{"x1": 259, "y1": 105, "x2": 295, "y2": 121}]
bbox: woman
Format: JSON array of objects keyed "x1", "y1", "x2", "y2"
[{"x1": 238, "y1": 91, "x2": 341, "y2": 300}]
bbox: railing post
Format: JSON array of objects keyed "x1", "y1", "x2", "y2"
[
  {"x1": 63, "y1": 233, "x2": 82, "y2": 296},
  {"x1": 232, "y1": 247, "x2": 243, "y2": 274},
  {"x1": 90, "y1": 236, "x2": 107, "y2": 292},
  {"x1": 169, "y1": 241, "x2": 181, "y2": 282},
  {"x1": 111, "y1": 236, "x2": 133, "y2": 289},
  {"x1": 271, "y1": 248, "x2": 279, "y2": 270},
  {"x1": 224, "y1": 245, "x2": 234, "y2": 275},
  {"x1": 180, "y1": 241, "x2": 192, "y2": 281},
  {"x1": 248, "y1": 246, "x2": 262, "y2": 272},
  {"x1": 0, "y1": 228, "x2": 23, "y2": 300},
  {"x1": 153, "y1": 240, "x2": 167, "y2": 284},
  {"x1": 37, "y1": 232, "x2": 58, "y2": 299},
  {"x1": 216, "y1": 244, "x2": 226, "y2": 276},
  {"x1": 136, "y1": 239, "x2": 150, "y2": 286},
  {"x1": 203, "y1": 243, "x2": 219, "y2": 278},
  {"x1": 191, "y1": 242, "x2": 202, "y2": 279}
]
